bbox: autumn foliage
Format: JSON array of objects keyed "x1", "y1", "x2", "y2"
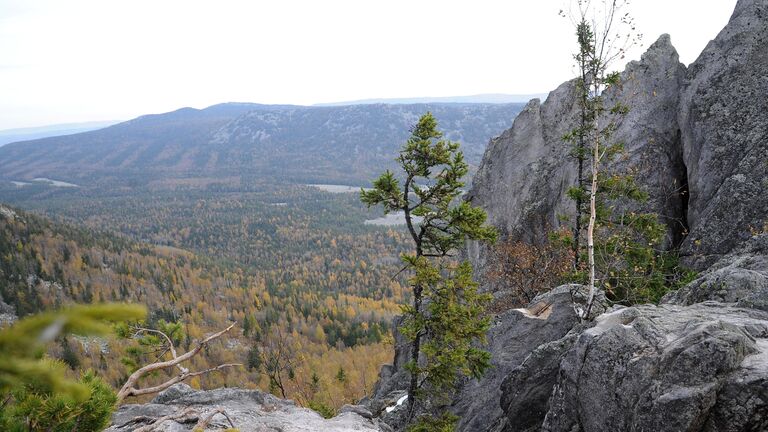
[
  {"x1": 0, "y1": 200, "x2": 404, "y2": 412},
  {"x1": 485, "y1": 236, "x2": 573, "y2": 312}
]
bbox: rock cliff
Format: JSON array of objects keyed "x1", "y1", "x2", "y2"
[
  {"x1": 466, "y1": 33, "x2": 690, "y2": 278},
  {"x1": 468, "y1": 0, "x2": 767, "y2": 274},
  {"x1": 372, "y1": 1, "x2": 768, "y2": 431},
  {"x1": 678, "y1": 0, "x2": 768, "y2": 269}
]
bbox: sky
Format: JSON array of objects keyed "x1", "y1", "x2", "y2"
[{"x1": 0, "y1": 0, "x2": 738, "y2": 130}]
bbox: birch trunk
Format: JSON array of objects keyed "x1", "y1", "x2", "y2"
[{"x1": 585, "y1": 103, "x2": 600, "y2": 318}]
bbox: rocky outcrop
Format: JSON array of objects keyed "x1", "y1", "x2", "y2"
[
  {"x1": 466, "y1": 82, "x2": 580, "y2": 248},
  {"x1": 602, "y1": 34, "x2": 689, "y2": 248},
  {"x1": 367, "y1": 315, "x2": 410, "y2": 407},
  {"x1": 678, "y1": 0, "x2": 768, "y2": 269},
  {"x1": 364, "y1": 285, "x2": 607, "y2": 432},
  {"x1": 469, "y1": 0, "x2": 768, "y2": 274},
  {"x1": 0, "y1": 296, "x2": 16, "y2": 326},
  {"x1": 663, "y1": 234, "x2": 768, "y2": 310},
  {"x1": 453, "y1": 1, "x2": 768, "y2": 431},
  {"x1": 499, "y1": 331, "x2": 580, "y2": 432},
  {"x1": 451, "y1": 285, "x2": 606, "y2": 432},
  {"x1": 541, "y1": 303, "x2": 768, "y2": 432},
  {"x1": 107, "y1": 384, "x2": 388, "y2": 432},
  {"x1": 466, "y1": 33, "x2": 689, "y2": 276}
]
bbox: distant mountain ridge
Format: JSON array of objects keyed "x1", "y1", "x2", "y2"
[
  {"x1": 0, "y1": 102, "x2": 524, "y2": 187},
  {"x1": 0, "y1": 120, "x2": 119, "y2": 147},
  {"x1": 314, "y1": 93, "x2": 546, "y2": 106}
]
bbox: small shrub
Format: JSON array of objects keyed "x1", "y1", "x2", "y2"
[
  {"x1": 308, "y1": 400, "x2": 336, "y2": 419},
  {"x1": 485, "y1": 234, "x2": 573, "y2": 311},
  {"x1": 407, "y1": 412, "x2": 459, "y2": 432}
]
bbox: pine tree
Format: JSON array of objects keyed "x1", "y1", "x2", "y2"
[
  {"x1": 361, "y1": 112, "x2": 496, "y2": 423},
  {"x1": 59, "y1": 337, "x2": 81, "y2": 371},
  {"x1": 335, "y1": 366, "x2": 346, "y2": 383}
]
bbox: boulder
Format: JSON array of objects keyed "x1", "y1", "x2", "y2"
[
  {"x1": 499, "y1": 331, "x2": 580, "y2": 432},
  {"x1": 106, "y1": 384, "x2": 387, "y2": 432},
  {"x1": 450, "y1": 285, "x2": 606, "y2": 432},
  {"x1": 540, "y1": 303, "x2": 768, "y2": 432}
]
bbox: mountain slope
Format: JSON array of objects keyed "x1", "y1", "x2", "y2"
[
  {"x1": 0, "y1": 121, "x2": 119, "y2": 147},
  {"x1": 0, "y1": 103, "x2": 265, "y2": 184},
  {"x1": 0, "y1": 103, "x2": 523, "y2": 186}
]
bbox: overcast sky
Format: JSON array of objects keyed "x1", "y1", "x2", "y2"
[{"x1": 0, "y1": 0, "x2": 738, "y2": 129}]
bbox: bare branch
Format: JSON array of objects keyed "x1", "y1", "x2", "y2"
[
  {"x1": 390, "y1": 264, "x2": 410, "y2": 281},
  {"x1": 194, "y1": 408, "x2": 236, "y2": 430},
  {"x1": 133, "y1": 327, "x2": 187, "y2": 374},
  {"x1": 117, "y1": 323, "x2": 238, "y2": 404},
  {"x1": 119, "y1": 363, "x2": 242, "y2": 400},
  {"x1": 118, "y1": 408, "x2": 197, "y2": 432}
]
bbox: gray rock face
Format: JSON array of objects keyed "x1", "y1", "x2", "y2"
[
  {"x1": 106, "y1": 384, "x2": 387, "y2": 432},
  {"x1": 603, "y1": 34, "x2": 689, "y2": 248},
  {"x1": 365, "y1": 285, "x2": 606, "y2": 432},
  {"x1": 466, "y1": 34, "x2": 688, "y2": 276},
  {"x1": 678, "y1": 0, "x2": 768, "y2": 269},
  {"x1": 368, "y1": 316, "x2": 411, "y2": 415},
  {"x1": 468, "y1": 0, "x2": 768, "y2": 274},
  {"x1": 466, "y1": 83, "x2": 579, "y2": 271},
  {"x1": 499, "y1": 332, "x2": 580, "y2": 432},
  {"x1": 451, "y1": 285, "x2": 606, "y2": 432},
  {"x1": 541, "y1": 303, "x2": 768, "y2": 432},
  {"x1": 663, "y1": 234, "x2": 768, "y2": 309},
  {"x1": 456, "y1": 4, "x2": 768, "y2": 431}
]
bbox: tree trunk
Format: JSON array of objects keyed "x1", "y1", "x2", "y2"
[
  {"x1": 585, "y1": 113, "x2": 600, "y2": 318},
  {"x1": 407, "y1": 285, "x2": 422, "y2": 415},
  {"x1": 574, "y1": 68, "x2": 588, "y2": 270}
]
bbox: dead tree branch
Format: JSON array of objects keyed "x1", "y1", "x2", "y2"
[
  {"x1": 194, "y1": 408, "x2": 236, "y2": 431},
  {"x1": 118, "y1": 408, "x2": 197, "y2": 431},
  {"x1": 117, "y1": 323, "x2": 240, "y2": 404}
]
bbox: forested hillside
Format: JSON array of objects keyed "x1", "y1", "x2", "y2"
[{"x1": 0, "y1": 197, "x2": 409, "y2": 410}]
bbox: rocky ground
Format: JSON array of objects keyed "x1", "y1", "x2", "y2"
[{"x1": 106, "y1": 384, "x2": 389, "y2": 432}]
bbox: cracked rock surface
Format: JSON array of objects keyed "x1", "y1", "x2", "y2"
[
  {"x1": 106, "y1": 384, "x2": 387, "y2": 432},
  {"x1": 540, "y1": 303, "x2": 768, "y2": 432}
]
